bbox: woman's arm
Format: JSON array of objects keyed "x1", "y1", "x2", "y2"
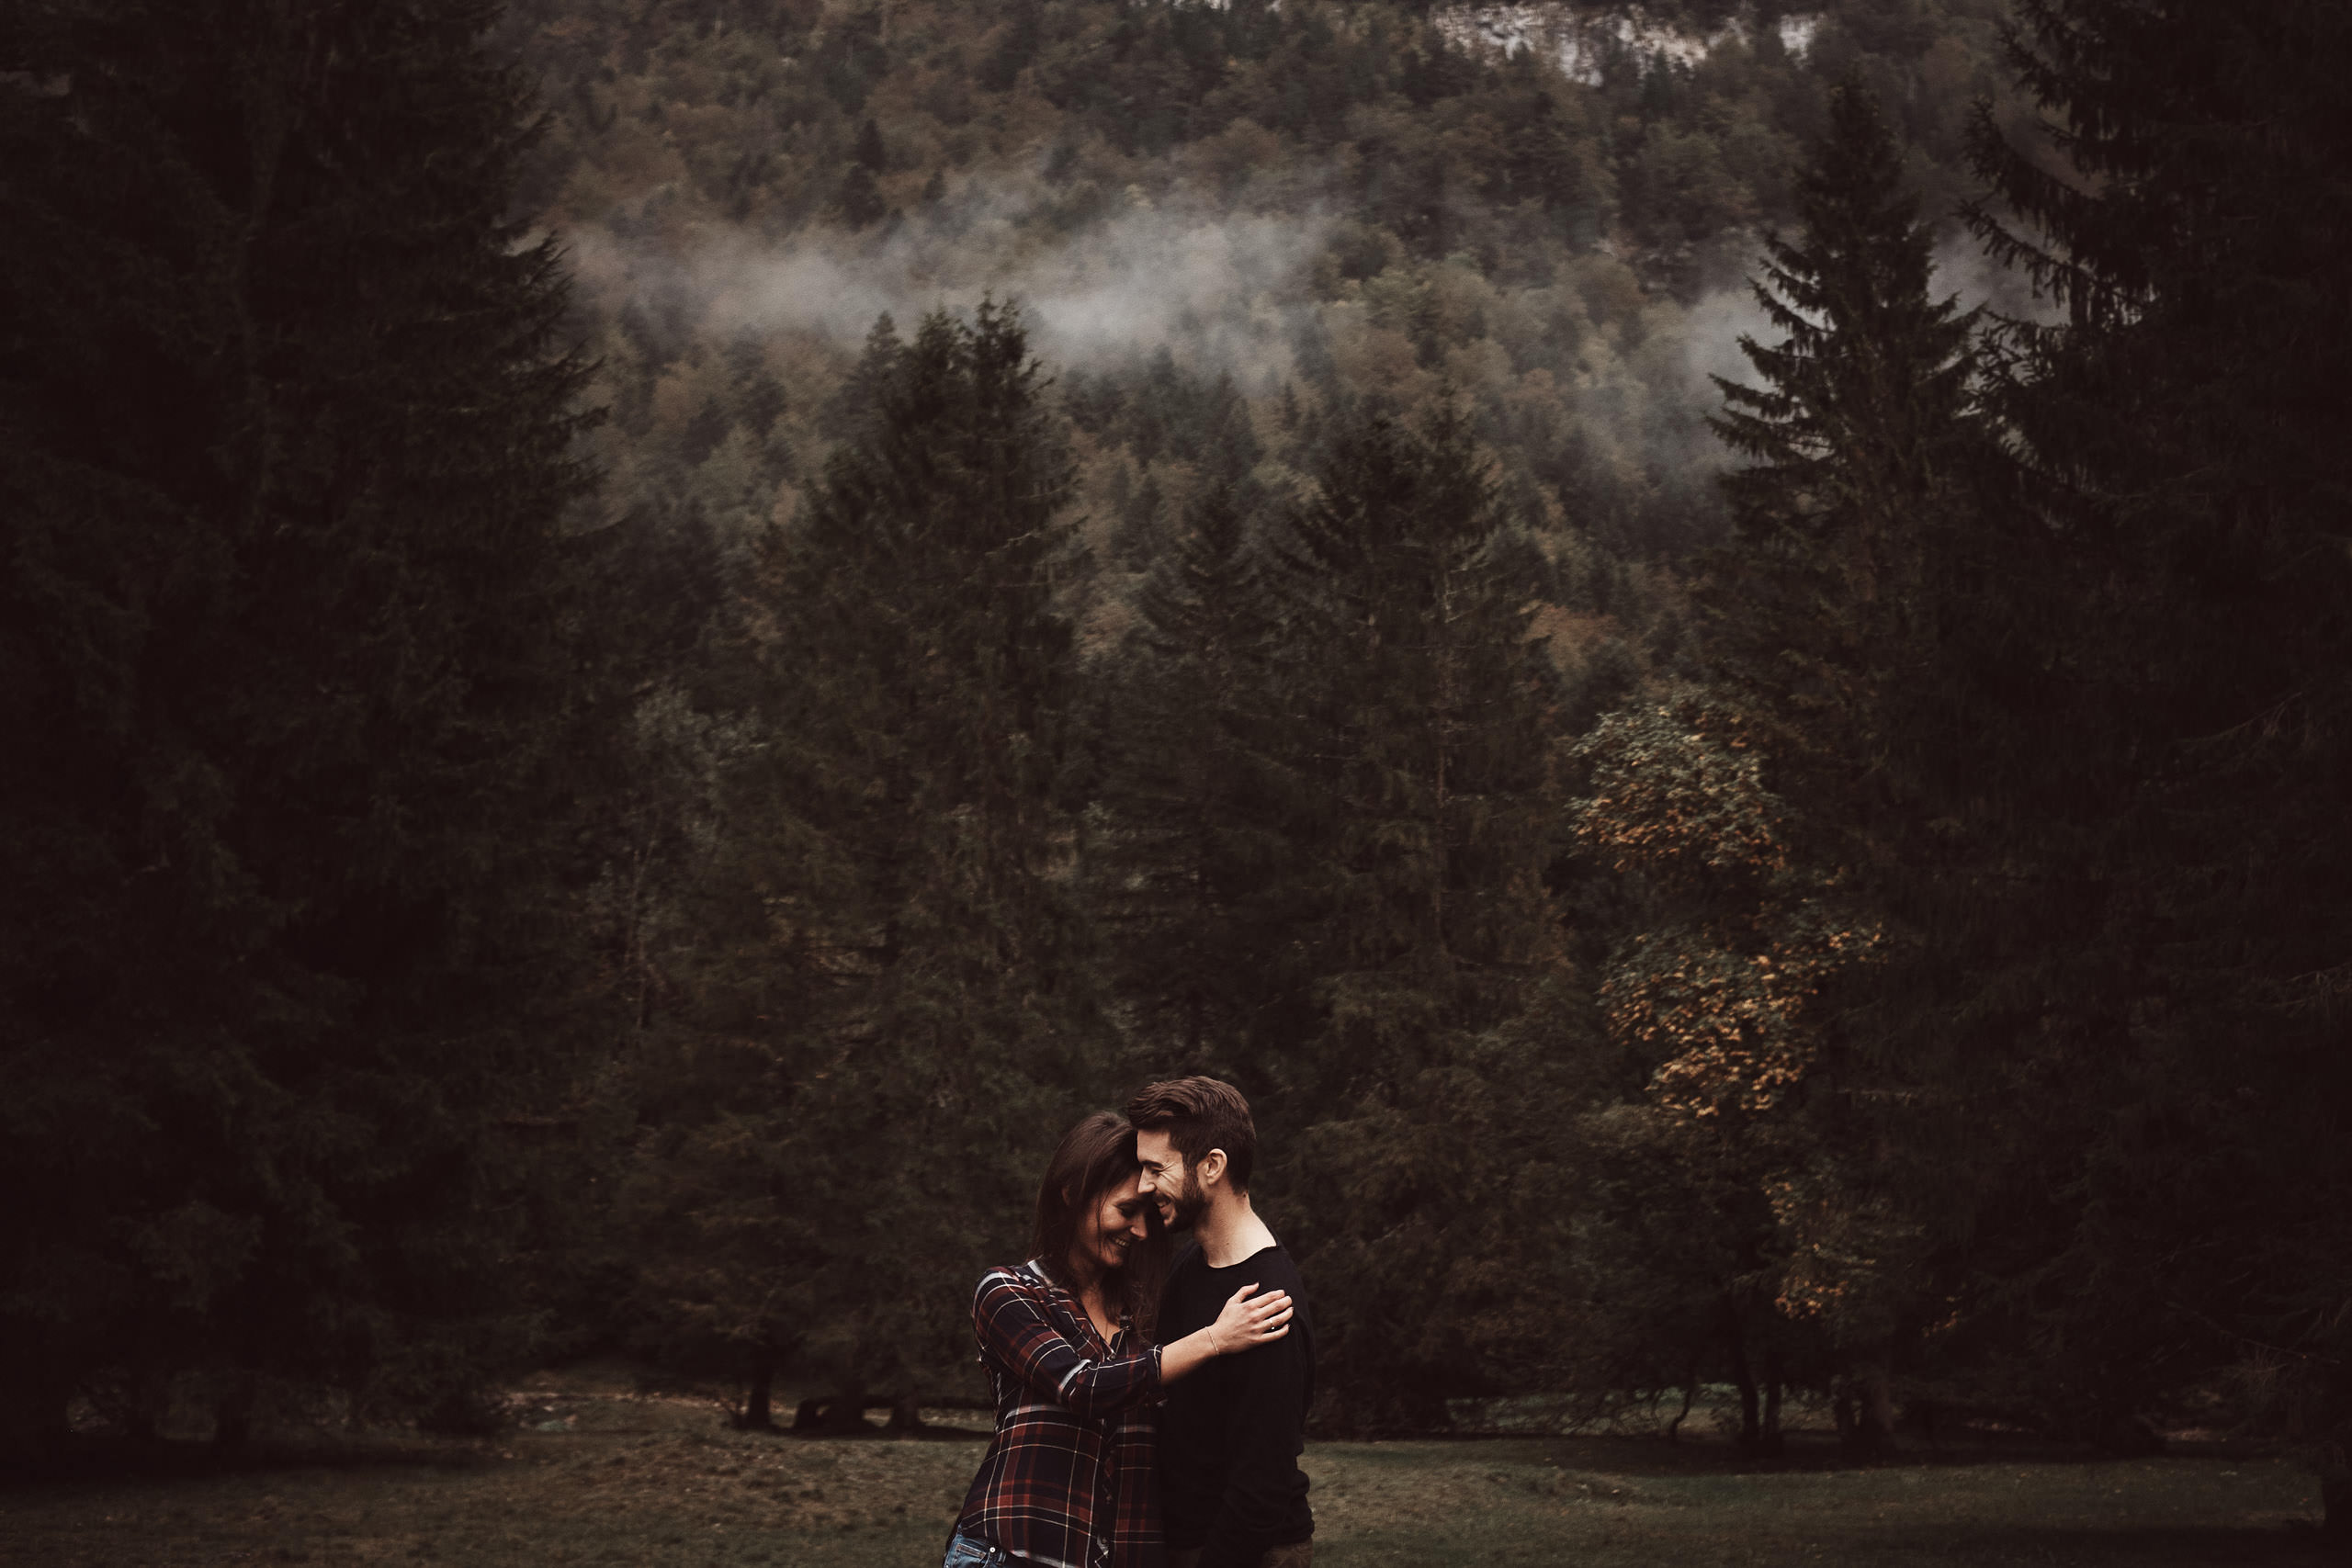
[
  {"x1": 971, "y1": 1272, "x2": 1295, "y2": 1418},
  {"x1": 973, "y1": 1270, "x2": 1163, "y2": 1421},
  {"x1": 1159, "y1": 1283, "x2": 1295, "y2": 1385}
]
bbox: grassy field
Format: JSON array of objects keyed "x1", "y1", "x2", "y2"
[{"x1": 1, "y1": 1372, "x2": 2331, "y2": 1568}]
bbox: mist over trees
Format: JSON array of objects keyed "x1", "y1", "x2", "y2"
[{"x1": 4, "y1": 0, "x2": 2347, "y2": 1541}]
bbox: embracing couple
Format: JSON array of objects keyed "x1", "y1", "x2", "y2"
[{"x1": 944, "y1": 1077, "x2": 1314, "y2": 1568}]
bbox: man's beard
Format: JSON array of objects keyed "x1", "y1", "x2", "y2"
[{"x1": 1165, "y1": 1168, "x2": 1210, "y2": 1233}]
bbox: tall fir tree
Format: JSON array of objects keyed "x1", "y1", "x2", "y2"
[
  {"x1": 0, "y1": 0, "x2": 598, "y2": 1447},
  {"x1": 637, "y1": 304, "x2": 1102, "y2": 1425},
  {"x1": 1690, "y1": 77, "x2": 1979, "y2": 1454},
  {"x1": 1083, "y1": 482, "x2": 1312, "y2": 1072},
  {"x1": 1264, "y1": 411, "x2": 1591, "y2": 1433},
  {"x1": 1706, "y1": 76, "x2": 1977, "y2": 829},
  {"x1": 1958, "y1": 0, "x2": 2352, "y2": 1515}
]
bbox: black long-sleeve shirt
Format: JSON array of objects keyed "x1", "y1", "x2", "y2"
[{"x1": 1154, "y1": 1242, "x2": 1314, "y2": 1568}]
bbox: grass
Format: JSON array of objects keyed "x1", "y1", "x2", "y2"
[{"x1": 1, "y1": 1371, "x2": 2331, "y2": 1568}]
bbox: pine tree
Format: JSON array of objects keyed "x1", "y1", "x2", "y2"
[
  {"x1": 643, "y1": 304, "x2": 1102, "y2": 1425},
  {"x1": 0, "y1": 0, "x2": 598, "y2": 1447},
  {"x1": 1959, "y1": 0, "x2": 2352, "y2": 1513},
  {"x1": 853, "y1": 116, "x2": 887, "y2": 173},
  {"x1": 1689, "y1": 80, "x2": 1986, "y2": 1453},
  {"x1": 1084, "y1": 483, "x2": 1307, "y2": 1070},
  {"x1": 1265, "y1": 411, "x2": 1589, "y2": 1432},
  {"x1": 1707, "y1": 76, "x2": 1976, "y2": 827}
]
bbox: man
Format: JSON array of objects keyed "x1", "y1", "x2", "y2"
[{"x1": 1126, "y1": 1077, "x2": 1314, "y2": 1568}]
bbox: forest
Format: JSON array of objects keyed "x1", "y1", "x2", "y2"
[{"x1": 3, "y1": 0, "x2": 2348, "y2": 1551}]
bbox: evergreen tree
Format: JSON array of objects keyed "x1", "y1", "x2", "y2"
[
  {"x1": 1084, "y1": 483, "x2": 1307, "y2": 1070},
  {"x1": 1959, "y1": 0, "x2": 2352, "y2": 1513},
  {"x1": 1689, "y1": 79, "x2": 1987, "y2": 1452},
  {"x1": 1707, "y1": 76, "x2": 1977, "y2": 823},
  {"x1": 837, "y1": 164, "x2": 888, "y2": 230},
  {"x1": 640, "y1": 304, "x2": 1101, "y2": 1426},
  {"x1": 1265, "y1": 411, "x2": 1589, "y2": 1432},
  {"x1": 853, "y1": 116, "x2": 887, "y2": 173},
  {"x1": 0, "y1": 0, "x2": 597, "y2": 1447}
]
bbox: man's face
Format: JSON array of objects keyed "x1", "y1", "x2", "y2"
[{"x1": 1135, "y1": 1127, "x2": 1210, "y2": 1232}]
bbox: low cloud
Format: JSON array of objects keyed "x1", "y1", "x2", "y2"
[
  {"x1": 560, "y1": 181, "x2": 2051, "y2": 522},
  {"x1": 1930, "y1": 232, "x2": 2064, "y2": 326},
  {"x1": 563, "y1": 183, "x2": 1331, "y2": 386}
]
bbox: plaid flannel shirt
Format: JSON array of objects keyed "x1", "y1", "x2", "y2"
[{"x1": 952, "y1": 1261, "x2": 1165, "y2": 1568}]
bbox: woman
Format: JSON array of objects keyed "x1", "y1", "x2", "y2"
[{"x1": 945, "y1": 1111, "x2": 1294, "y2": 1568}]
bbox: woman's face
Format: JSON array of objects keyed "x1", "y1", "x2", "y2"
[{"x1": 1072, "y1": 1172, "x2": 1150, "y2": 1284}]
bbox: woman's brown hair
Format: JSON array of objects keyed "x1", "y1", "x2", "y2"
[{"x1": 1030, "y1": 1111, "x2": 1170, "y2": 1338}]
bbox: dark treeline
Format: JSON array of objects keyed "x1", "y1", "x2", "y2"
[
  {"x1": 3, "y1": 0, "x2": 603, "y2": 1445},
  {"x1": 4, "y1": 0, "x2": 2348, "y2": 1542}
]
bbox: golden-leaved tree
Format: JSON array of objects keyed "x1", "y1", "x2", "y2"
[{"x1": 1566, "y1": 684, "x2": 1905, "y2": 1454}]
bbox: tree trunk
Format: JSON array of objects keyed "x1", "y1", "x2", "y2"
[
  {"x1": 1761, "y1": 1351, "x2": 1786, "y2": 1460},
  {"x1": 886, "y1": 1395, "x2": 923, "y2": 1433},
  {"x1": 2321, "y1": 1460, "x2": 2347, "y2": 1545},
  {"x1": 820, "y1": 1387, "x2": 872, "y2": 1435},
  {"x1": 1849, "y1": 1357, "x2": 1896, "y2": 1458},
  {"x1": 120, "y1": 1366, "x2": 164, "y2": 1444},
  {"x1": 1723, "y1": 1294, "x2": 1761, "y2": 1454},
  {"x1": 790, "y1": 1397, "x2": 824, "y2": 1433},
  {"x1": 1831, "y1": 1374, "x2": 1857, "y2": 1450},
  {"x1": 740, "y1": 1361, "x2": 776, "y2": 1431},
  {"x1": 1665, "y1": 1371, "x2": 1697, "y2": 1443},
  {"x1": 0, "y1": 1362, "x2": 71, "y2": 1461},
  {"x1": 2096, "y1": 1413, "x2": 2165, "y2": 1456},
  {"x1": 214, "y1": 1371, "x2": 256, "y2": 1449}
]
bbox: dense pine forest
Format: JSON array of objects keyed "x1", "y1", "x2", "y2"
[{"x1": 4, "y1": 0, "x2": 2348, "y2": 1545}]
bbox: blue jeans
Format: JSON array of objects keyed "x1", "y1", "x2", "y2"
[{"x1": 943, "y1": 1534, "x2": 1011, "y2": 1568}]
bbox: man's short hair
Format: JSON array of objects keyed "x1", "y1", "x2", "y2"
[{"x1": 1125, "y1": 1077, "x2": 1256, "y2": 1193}]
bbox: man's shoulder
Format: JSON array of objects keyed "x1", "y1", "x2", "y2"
[
  {"x1": 1170, "y1": 1241, "x2": 1306, "y2": 1292},
  {"x1": 1241, "y1": 1244, "x2": 1308, "y2": 1298}
]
